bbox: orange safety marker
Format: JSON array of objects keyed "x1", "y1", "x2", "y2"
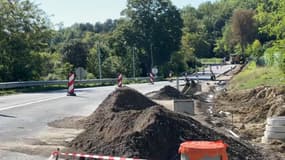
[
  {"x1": 118, "y1": 73, "x2": 123, "y2": 87},
  {"x1": 149, "y1": 72, "x2": 154, "y2": 84},
  {"x1": 179, "y1": 140, "x2": 228, "y2": 160},
  {"x1": 67, "y1": 72, "x2": 76, "y2": 96}
]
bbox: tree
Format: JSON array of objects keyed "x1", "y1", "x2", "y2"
[
  {"x1": 214, "y1": 23, "x2": 237, "y2": 57},
  {"x1": 251, "y1": 39, "x2": 262, "y2": 57},
  {"x1": 256, "y1": 0, "x2": 285, "y2": 39},
  {"x1": 181, "y1": 6, "x2": 200, "y2": 33},
  {"x1": 61, "y1": 40, "x2": 88, "y2": 68},
  {"x1": 102, "y1": 56, "x2": 124, "y2": 78},
  {"x1": 94, "y1": 19, "x2": 117, "y2": 33},
  {"x1": 255, "y1": 0, "x2": 285, "y2": 72},
  {"x1": 0, "y1": 0, "x2": 52, "y2": 81},
  {"x1": 122, "y1": 0, "x2": 183, "y2": 74},
  {"x1": 231, "y1": 9, "x2": 257, "y2": 54}
]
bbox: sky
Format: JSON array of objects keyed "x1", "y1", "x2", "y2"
[{"x1": 32, "y1": 0, "x2": 215, "y2": 27}]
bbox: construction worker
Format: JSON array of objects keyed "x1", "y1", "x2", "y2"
[
  {"x1": 210, "y1": 70, "x2": 216, "y2": 81},
  {"x1": 168, "y1": 70, "x2": 173, "y2": 82},
  {"x1": 182, "y1": 76, "x2": 190, "y2": 94}
]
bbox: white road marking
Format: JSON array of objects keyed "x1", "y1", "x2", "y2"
[{"x1": 0, "y1": 95, "x2": 66, "y2": 112}]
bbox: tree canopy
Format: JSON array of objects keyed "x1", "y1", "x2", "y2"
[
  {"x1": 122, "y1": 0, "x2": 183, "y2": 73},
  {"x1": 0, "y1": 0, "x2": 52, "y2": 81},
  {"x1": 1, "y1": 0, "x2": 284, "y2": 82}
]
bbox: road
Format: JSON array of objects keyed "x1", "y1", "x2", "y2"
[
  {"x1": 0, "y1": 64, "x2": 235, "y2": 159},
  {"x1": 0, "y1": 81, "x2": 178, "y2": 159},
  {"x1": 188, "y1": 64, "x2": 235, "y2": 80}
]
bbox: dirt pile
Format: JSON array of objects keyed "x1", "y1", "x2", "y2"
[
  {"x1": 216, "y1": 86, "x2": 285, "y2": 123},
  {"x1": 69, "y1": 87, "x2": 266, "y2": 160},
  {"x1": 214, "y1": 86, "x2": 285, "y2": 158},
  {"x1": 148, "y1": 85, "x2": 188, "y2": 100}
]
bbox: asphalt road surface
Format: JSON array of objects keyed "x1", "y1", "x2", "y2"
[
  {"x1": 0, "y1": 64, "x2": 235, "y2": 159},
  {"x1": 0, "y1": 81, "x2": 178, "y2": 159}
]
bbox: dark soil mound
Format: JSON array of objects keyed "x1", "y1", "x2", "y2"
[
  {"x1": 99, "y1": 86, "x2": 156, "y2": 112},
  {"x1": 70, "y1": 87, "x2": 265, "y2": 160},
  {"x1": 149, "y1": 85, "x2": 188, "y2": 100}
]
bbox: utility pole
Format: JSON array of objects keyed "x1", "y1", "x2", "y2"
[
  {"x1": 150, "y1": 43, "x2": 153, "y2": 69},
  {"x1": 132, "y1": 47, "x2": 135, "y2": 78},
  {"x1": 97, "y1": 42, "x2": 102, "y2": 79}
]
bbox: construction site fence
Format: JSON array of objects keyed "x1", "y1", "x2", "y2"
[
  {"x1": 0, "y1": 77, "x2": 163, "y2": 89},
  {"x1": 49, "y1": 150, "x2": 146, "y2": 160}
]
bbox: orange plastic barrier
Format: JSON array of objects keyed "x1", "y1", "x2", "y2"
[{"x1": 178, "y1": 140, "x2": 228, "y2": 160}]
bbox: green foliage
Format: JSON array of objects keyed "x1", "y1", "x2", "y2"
[
  {"x1": 42, "y1": 53, "x2": 73, "y2": 80},
  {"x1": 245, "y1": 39, "x2": 263, "y2": 58},
  {"x1": 122, "y1": 0, "x2": 183, "y2": 73},
  {"x1": 200, "y1": 58, "x2": 222, "y2": 64},
  {"x1": 256, "y1": 0, "x2": 285, "y2": 39},
  {"x1": 251, "y1": 39, "x2": 262, "y2": 57},
  {"x1": 0, "y1": 0, "x2": 52, "y2": 81},
  {"x1": 61, "y1": 40, "x2": 88, "y2": 68},
  {"x1": 102, "y1": 56, "x2": 124, "y2": 78},
  {"x1": 181, "y1": 0, "x2": 260, "y2": 59},
  {"x1": 256, "y1": 0, "x2": 285, "y2": 72},
  {"x1": 86, "y1": 46, "x2": 99, "y2": 77},
  {"x1": 264, "y1": 40, "x2": 285, "y2": 70},
  {"x1": 168, "y1": 51, "x2": 188, "y2": 75},
  {"x1": 94, "y1": 19, "x2": 117, "y2": 33},
  {"x1": 229, "y1": 61, "x2": 285, "y2": 90},
  {"x1": 2, "y1": 0, "x2": 284, "y2": 82},
  {"x1": 86, "y1": 73, "x2": 95, "y2": 79},
  {"x1": 181, "y1": 4, "x2": 214, "y2": 58},
  {"x1": 214, "y1": 24, "x2": 236, "y2": 57}
]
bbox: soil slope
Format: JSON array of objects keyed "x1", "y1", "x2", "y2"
[{"x1": 214, "y1": 86, "x2": 285, "y2": 158}]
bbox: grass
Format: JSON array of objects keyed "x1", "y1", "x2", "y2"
[
  {"x1": 0, "y1": 90, "x2": 17, "y2": 96},
  {"x1": 200, "y1": 58, "x2": 223, "y2": 64},
  {"x1": 0, "y1": 85, "x2": 67, "y2": 96},
  {"x1": 229, "y1": 61, "x2": 285, "y2": 90}
]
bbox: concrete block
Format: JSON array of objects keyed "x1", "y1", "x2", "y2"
[
  {"x1": 263, "y1": 116, "x2": 285, "y2": 143},
  {"x1": 174, "y1": 99, "x2": 194, "y2": 115}
]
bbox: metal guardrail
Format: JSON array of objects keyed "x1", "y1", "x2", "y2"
[
  {"x1": 0, "y1": 64, "x2": 235, "y2": 89},
  {"x1": 0, "y1": 77, "x2": 150, "y2": 89}
]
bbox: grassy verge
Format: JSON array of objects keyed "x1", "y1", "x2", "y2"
[
  {"x1": 0, "y1": 85, "x2": 67, "y2": 96},
  {"x1": 229, "y1": 61, "x2": 285, "y2": 90},
  {"x1": 200, "y1": 58, "x2": 223, "y2": 64}
]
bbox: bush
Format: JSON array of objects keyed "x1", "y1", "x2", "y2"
[
  {"x1": 86, "y1": 72, "x2": 95, "y2": 79},
  {"x1": 279, "y1": 53, "x2": 285, "y2": 73},
  {"x1": 256, "y1": 56, "x2": 266, "y2": 66}
]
